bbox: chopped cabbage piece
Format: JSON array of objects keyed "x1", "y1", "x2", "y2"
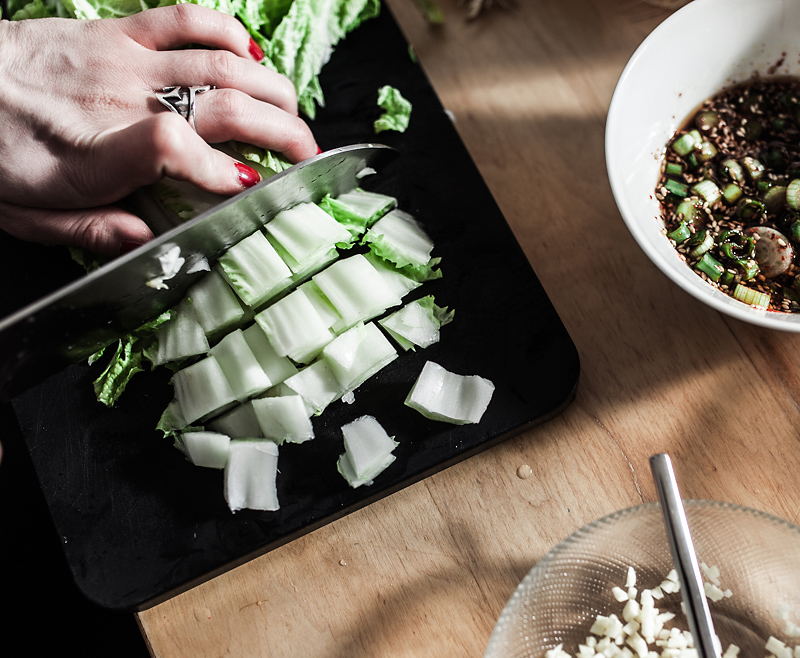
[
  {"x1": 224, "y1": 439, "x2": 280, "y2": 512},
  {"x1": 404, "y1": 361, "x2": 494, "y2": 425}
]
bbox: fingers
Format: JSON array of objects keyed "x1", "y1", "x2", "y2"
[
  {"x1": 192, "y1": 88, "x2": 318, "y2": 162},
  {"x1": 121, "y1": 4, "x2": 257, "y2": 60},
  {"x1": 88, "y1": 113, "x2": 263, "y2": 199},
  {"x1": 157, "y1": 50, "x2": 299, "y2": 116},
  {"x1": 0, "y1": 202, "x2": 155, "y2": 258}
]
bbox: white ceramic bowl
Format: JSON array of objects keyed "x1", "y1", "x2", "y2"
[{"x1": 606, "y1": 0, "x2": 800, "y2": 330}]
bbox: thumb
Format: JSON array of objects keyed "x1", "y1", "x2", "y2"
[{"x1": 0, "y1": 202, "x2": 155, "y2": 257}]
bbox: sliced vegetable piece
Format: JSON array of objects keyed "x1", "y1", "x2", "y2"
[
  {"x1": 694, "y1": 252, "x2": 724, "y2": 281},
  {"x1": 312, "y1": 253, "x2": 402, "y2": 332},
  {"x1": 733, "y1": 283, "x2": 770, "y2": 309},
  {"x1": 666, "y1": 222, "x2": 691, "y2": 245},
  {"x1": 146, "y1": 300, "x2": 209, "y2": 366},
  {"x1": 265, "y1": 202, "x2": 353, "y2": 273},
  {"x1": 241, "y1": 324, "x2": 299, "y2": 386},
  {"x1": 787, "y1": 179, "x2": 800, "y2": 210},
  {"x1": 187, "y1": 268, "x2": 247, "y2": 339},
  {"x1": 363, "y1": 251, "x2": 423, "y2": 298},
  {"x1": 171, "y1": 355, "x2": 238, "y2": 426},
  {"x1": 252, "y1": 395, "x2": 314, "y2": 444},
  {"x1": 224, "y1": 439, "x2": 280, "y2": 513},
  {"x1": 217, "y1": 230, "x2": 292, "y2": 308},
  {"x1": 404, "y1": 361, "x2": 495, "y2": 425},
  {"x1": 254, "y1": 287, "x2": 334, "y2": 364},
  {"x1": 337, "y1": 415, "x2": 398, "y2": 488},
  {"x1": 691, "y1": 179, "x2": 721, "y2": 205},
  {"x1": 374, "y1": 85, "x2": 412, "y2": 134},
  {"x1": 296, "y1": 280, "x2": 342, "y2": 330},
  {"x1": 207, "y1": 401, "x2": 264, "y2": 439},
  {"x1": 176, "y1": 431, "x2": 230, "y2": 469},
  {"x1": 281, "y1": 359, "x2": 343, "y2": 416},
  {"x1": 319, "y1": 188, "x2": 397, "y2": 237},
  {"x1": 362, "y1": 209, "x2": 435, "y2": 273},
  {"x1": 208, "y1": 329, "x2": 272, "y2": 401},
  {"x1": 671, "y1": 131, "x2": 700, "y2": 156},
  {"x1": 322, "y1": 322, "x2": 398, "y2": 393},
  {"x1": 378, "y1": 295, "x2": 454, "y2": 350}
]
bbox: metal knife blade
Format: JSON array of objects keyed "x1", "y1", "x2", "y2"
[{"x1": 0, "y1": 143, "x2": 398, "y2": 402}]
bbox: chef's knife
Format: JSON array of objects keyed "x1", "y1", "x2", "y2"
[{"x1": 0, "y1": 143, "x2": 398, "y2": 402}]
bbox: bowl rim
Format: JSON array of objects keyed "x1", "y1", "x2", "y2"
[
  {"x1": 485, "y1": 499, "x2": 800, "y2": 656},
  {"x1": 605, "y1": 0, "x2": 800, "y2": 331}
]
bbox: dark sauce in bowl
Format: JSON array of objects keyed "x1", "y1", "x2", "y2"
[{"x1": 657, "y1": 77, "x2": 800, "y2": 313}]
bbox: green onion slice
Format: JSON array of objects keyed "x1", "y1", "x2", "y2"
[
  {"x1": 786, "y1": 179, "x2": 800, "y2": 211},
  {"x1": 694, "y1": 252, "x2": 725, "y2": 281},
  {"x1": 691, "y1": 179, "x2": 722, "y2": 205},
  {"x1": 675, "y1": 197, "x2": 702, "y2": 225},
  {"x1": 719, "y1": 158, "x2": 745, "y2": 183},
  {"x1": 763, "y1": 185, "x2": 787, "y2": 212},
  {"x1": 672, "y1": 131, "x2": 700, "y2": 156},
  {"x1": 736, "y1": 197, "x2": 766, "y2": 222},
  {"x1": 722, "y1": 183, "x2": 743, "y2": 205},
  {"x1": 688, "y1": 230, "x2": 714, "y2": 257},
  {"x1": 664, "y1": 178, "x2": 689, "y2": 198},
  {"x1": 733, "y1": 283, "x2": 770, "y2": 309},
  {"x1": 667, "y1": 222, "x2": 691, "y2": 244},
  {"x1": 743, "y1": 156, "x2": 765, "y2": 181}
]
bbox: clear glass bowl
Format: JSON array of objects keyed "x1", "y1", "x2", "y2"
[{"x1": 484, "y1": 501, "x2": 800, "y2": 658}]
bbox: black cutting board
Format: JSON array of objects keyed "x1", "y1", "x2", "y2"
[{"x1": 8, "y1": 3, "x2": 580, "y2": 611}]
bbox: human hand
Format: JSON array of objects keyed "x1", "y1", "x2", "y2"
[{"x1": 0, "y1": 5, "x2": 318, "y2": 256}]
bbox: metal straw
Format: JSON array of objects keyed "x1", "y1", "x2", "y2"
[{"x1": 649, "y1": 453, "x2": 720, "y2": 658}]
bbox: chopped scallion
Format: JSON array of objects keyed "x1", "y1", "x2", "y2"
[
  {"x1": 733, "y1": 283, "x2": 770, "y2": 309},
  {"x1": 666, "y1": 222, "x2": 691, "y2": 244},
  {"x1": 664, "y1": 162, "x2": 684, "y2": 176},
  {"x1": 688, "y1": 230, "x2": 714, "y2": 257},
  {"x1": 663, "y1": 178, "x2": 689, "y2": 198},
  {"x1": 736, "y1": 197, "x2": 766, "y2": 222},
  {"x1": 722, "y1": 183, "x2": 743, "y2": 205},
  {"x1": 691, "y1": 179, "x2": 721, "y2": 205},
  {"x1": 786, "y1": 179, "x2": 800, "y2": 210},
  {"x1": 694, "y1": 252, "x2": 724, "y2": 281},
  {"x1": 671, "y1": 131, "x2": 700, "y2": 156},
  {"x1": 743, "y1": 156, "x2": 765, "y2": 181},
  {"x1": 719, "y1": 158, "x2": 744, "y2": 183},
  {"x1": 763, "y1": 185, "x2": 787, "y2": 212}
]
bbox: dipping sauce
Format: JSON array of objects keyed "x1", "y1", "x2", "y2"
[{"x1": 657, "y1": 78, "x2": 800, "y2": 312}]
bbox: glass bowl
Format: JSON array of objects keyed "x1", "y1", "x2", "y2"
[{"x1": 484, "y1": 501, "x2": 800, "y2": 658}]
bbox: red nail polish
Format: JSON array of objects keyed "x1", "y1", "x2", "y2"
[
  {"x1": 316, "y1": 146, "x2": 322, "y2": 154},
  {"x1": 119, "y1": 240, "x2": 145, "y2": 255},
  {"x1": 236, "y1": 162, "x2": 260, "y2": 188},
  {"x1": 248, "y1": 38, "x2": 264, "y2": 62}
]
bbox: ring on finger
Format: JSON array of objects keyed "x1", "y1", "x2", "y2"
[{"x1": 155, "y1": 85, "x2": 214, "y2": 131}]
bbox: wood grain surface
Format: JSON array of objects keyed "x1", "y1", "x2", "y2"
[{"x1": 136, "y1": 0, "x2": 800, "y2": 655}]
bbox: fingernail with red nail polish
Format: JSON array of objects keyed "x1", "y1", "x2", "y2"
[
  {"x1": 249, "y1": 38, "x2": 264, "y2": 62},
  {"x1": 119, "y1": 240, "x2": 145, "y2": 255},
  {"x1": 316, "y1": 146, "x2": 323, "y2": 154},
  {"x1": 236, "y1": 162, "x2": 260, "y2": 188}
]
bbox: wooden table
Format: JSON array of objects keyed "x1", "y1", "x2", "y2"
[{"x1": 136, "y1": 0, "x2": 800, "y2": 654}]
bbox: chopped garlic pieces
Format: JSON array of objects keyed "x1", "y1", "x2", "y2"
[{"x1": 540, "y1": 565, "x2": 800, "y2": 658}]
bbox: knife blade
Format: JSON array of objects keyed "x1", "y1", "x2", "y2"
[{"x1": 0, "y1": 143, "x2": 398, "y2": 402}]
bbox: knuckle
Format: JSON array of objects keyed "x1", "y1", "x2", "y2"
[
  {"x1": 204, "y1": 50, "x2": 241, "y2": 87},
  {"x1": 71, "y1": 213, "x2": 113, "y2": 253},
  {"x1": 144, "y1": 113, "x2": 188, "y2": 171},
  {"x1": 281, "y1": 117, "x2": 315, "y2": 153},
  {"x1": 170, "y1": 3, "x2": 201, "y2": 31},
  {"x1": 208, "y1": 88, "x2": 246, "y2": 123}
]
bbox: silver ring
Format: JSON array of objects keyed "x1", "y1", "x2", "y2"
[{"x1": 155, "y1": 85, "x2": 214, "y2": 131}]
